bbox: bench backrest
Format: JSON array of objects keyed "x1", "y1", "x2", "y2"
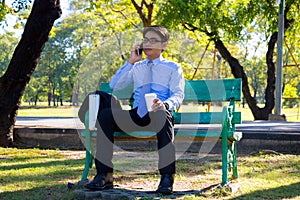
[
  {"x1": 184, "y1": 79, "x2": 241, "y2": 102},
  {"x1": 100, "y1": 79, "x2": 242, "y2": 101},
  {"x1": 100, "y1": 79, "x2": 242, "y2": 124}
]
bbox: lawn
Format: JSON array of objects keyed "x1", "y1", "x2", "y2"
[{"x1": 0, "y1": 147, "x2": 299, "y2": 200}]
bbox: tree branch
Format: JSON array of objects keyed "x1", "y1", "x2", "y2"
[
  {"x1": 131, "y1": 0, "x2": 152, "y2": 27},
  {"x1": 109, "y1": 4, "x2": 139, "y2": 28}
]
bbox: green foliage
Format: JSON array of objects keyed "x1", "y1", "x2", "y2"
[
  {"x1": 284, "y1": 73, "x2": 299, "y2": 98},
  {"x1": 0, "y1": 0, "x2": 32, "y2": 22},
  {"x1": 165, "y1": 0, "x2": 298, "y2": 44},
  {"x1": 75, "y1": 28, "x2": 141, "y2": 102},
  {"x1": 0, "y1": 32, "x2": 18, "y2": 76},
  {"x1": 25, "y1": 11, "x2": 114, "y2": 104},
  {"x1": 0, "y1": 3, "x2": 11, "y2": 22},
  {"x1": 283, "y1": 85, "x2": 298, "y2": 108},
  {"x1": 243, "y1": 59, "x2": 268, "y2": 102},
  {"x1": 86, "y1": 0, "x2": 144, "y2": 30},
  {"x1": 159, "y1": 0, "x2": 270, "y2": 41}
]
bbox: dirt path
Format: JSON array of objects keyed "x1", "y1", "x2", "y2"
[{"x1": 60, "y1": 149, "x2": 227, "y2": 199}]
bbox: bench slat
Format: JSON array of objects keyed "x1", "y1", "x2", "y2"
[
  {"x1": 112, "y1": 130, "x2": 242, "y2": 141},
  {"x1": 175, "y1": 130, "x2": 242, "y2": 141},
  {"x1": 184, "y1": 79, "x2": 242, "y2": 101},
  {"x1": 173, "y1": 112, "x2": 241, "y2": 124}
]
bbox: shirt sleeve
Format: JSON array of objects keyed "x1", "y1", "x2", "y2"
[
  {"x1": 164, "y1": 66, "x2": 185, "y2": 110},
  {"x1": 109, "y1": 61, "x2": 133, "y2": 90}
]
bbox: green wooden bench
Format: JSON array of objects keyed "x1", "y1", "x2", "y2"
[{"x1": 80, "y1": 78, "x2": 242, "y2": 186}]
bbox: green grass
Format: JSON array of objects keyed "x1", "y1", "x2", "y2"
[
  {"x1": 0, "y1": 147, "x2": 299, "y2": 200},
  {"x1": 18, "y1": 102, "x2": 300, "y2": 122},
  {"x1": 18, "y1": 105, "x2": 78, "y2": 117},
  {"x1": 0, "y1": 148, "x2": 80, "y2": 200}
]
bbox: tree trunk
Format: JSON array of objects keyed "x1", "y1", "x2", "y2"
[
  {"x1": 215, "y1": 39, "x2": 273, "y2": 120},
  {"x1": 0, "y1": 0, "x2": 61, "y2": 147}
]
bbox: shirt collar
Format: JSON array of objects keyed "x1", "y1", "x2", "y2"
[{"x1": 146, "y1": 55, "x2": 164, "y2": 65}]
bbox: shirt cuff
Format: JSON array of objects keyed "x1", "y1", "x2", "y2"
[{"x1": 164, "y1": 100, "x2": 173, "y2": 110}]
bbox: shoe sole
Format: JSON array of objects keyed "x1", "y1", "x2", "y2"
[{"x1": 156, "y1": 188, "x2": 173, "y2": 195}]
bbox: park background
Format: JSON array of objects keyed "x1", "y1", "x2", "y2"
[{"x1": 0, "y1": 0, "x2": 300, "y2": 200}]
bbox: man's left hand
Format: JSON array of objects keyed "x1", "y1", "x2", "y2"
[{"x1": 152, "y1": 98, "x2": 166, "y2": 112}]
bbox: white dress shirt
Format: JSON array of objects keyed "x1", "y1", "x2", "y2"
[{"x1": 110, "y1": 55, "x2": 185, "y2": 110}]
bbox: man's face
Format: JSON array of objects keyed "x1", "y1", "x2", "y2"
[{"x1": 142, "y1": 31, "x2": 167, "y2": 60}]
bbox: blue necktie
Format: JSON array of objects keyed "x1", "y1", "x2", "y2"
[{"x1": 137, "y1": 61, "x2": 153, "y2": 117}]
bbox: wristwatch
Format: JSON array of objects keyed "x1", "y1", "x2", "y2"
[{"x1": 163, "y1": 102, "x2": 169, "y2": 110}]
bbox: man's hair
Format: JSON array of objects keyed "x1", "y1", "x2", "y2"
[{"x1": 142, "y1": 25, "x2": 169, "y2": 42}]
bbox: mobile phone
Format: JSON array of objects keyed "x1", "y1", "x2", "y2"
[
  {"x1": 137, "y1": 48, "x2": 143, "y2": 55},
  {"x1": 136, "y1": 43, "x2": 143, "y2": 55}
]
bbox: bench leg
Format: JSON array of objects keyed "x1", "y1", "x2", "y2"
[
  {"x1": 81, "y1": 149, "x2": 93, "y2": 181},
  {"x1": 227, "y1": 141, "x2": 238, "y2": 180},
  {"x1": 221, "y1": 133, "x2": 229, "y2": 186},
  {"x1": 222, "y1": 140, "x2": 239, "y2": 186},
  {"x1": 81, "y1": 129, "x2": 93, "y2": 181},
  {"x1": 232, "y1": 141, "x2": 238, "y2": 179}
]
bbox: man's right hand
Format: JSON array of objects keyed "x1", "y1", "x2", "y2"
[{"x1": 128, "y1": 44, "x2": 142, "y2": 64}]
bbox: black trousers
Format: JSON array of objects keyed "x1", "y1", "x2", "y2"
[{"x1": 94, "y1": 107, "x2": 175, "y2": 175}]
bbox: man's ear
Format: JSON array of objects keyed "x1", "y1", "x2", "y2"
[{"x1": 162, "y1": 41, "x2": 168, "y2": 51}]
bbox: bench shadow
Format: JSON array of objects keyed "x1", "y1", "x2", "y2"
[
  {"x1": 0, "y1": 183, "x2": 77, "y2": 200},
  {"x1": 108, "y1": 181, "x2": 300, "y2": 199},
  {"x1": 229, "y1": 182, "x2": 300, "y2": 200}
]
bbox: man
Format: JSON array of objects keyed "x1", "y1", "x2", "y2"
[{"x1": 85, "y1": 25, "x2": 185, "y2": 194}]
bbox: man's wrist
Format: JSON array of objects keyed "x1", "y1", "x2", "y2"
[
  {"x1": 128, "y1": 58, "x2": 135, "y2": 64},
  {"x1": 163, "y1": 102, "x2": 169, "y2": 110}
]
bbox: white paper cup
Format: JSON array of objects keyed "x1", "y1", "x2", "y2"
[
  {"x1": 145, "y1": 93, "x2": 157, "y2": 111},
  {"x1": 89, "y1": 94, "x2": 100, "y2": 130}
]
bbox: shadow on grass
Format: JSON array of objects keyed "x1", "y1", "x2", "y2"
[
  {"x1": 230, "y1": 182, "x2": 300, "y2": 200},
  {"x1": 0, "y1": 183, "x2": 77, "y2": 200},
  {"x1": 0, "y1": 158, "x2": 85, "y2": 172}
]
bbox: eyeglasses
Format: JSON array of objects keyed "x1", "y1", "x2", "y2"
[{"x1": 142, "y1": 37, "x2": 163, "y2": 44}]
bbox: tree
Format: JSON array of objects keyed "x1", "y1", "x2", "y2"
[
  {"x1": 0, "y1": 0, "x2": 62, "y2": 147},
  {"x1": 158, "y1": 0, "x2": 300, "y2": 120}
]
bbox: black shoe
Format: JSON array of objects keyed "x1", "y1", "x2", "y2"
[
  {"x1": 85, "y1": 173, "x2": 114, "y2": 190},
  {"x1": 156, "y1": 174, "x2": 174, "y2": 195}
]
